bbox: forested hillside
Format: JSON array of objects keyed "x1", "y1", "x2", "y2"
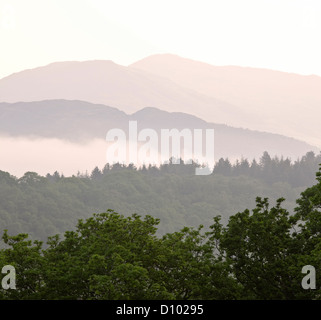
[
  {"x1": 1, "y1": 163, "x2": 321, "y2": 300},
  {"x1": 0, "y1": 151, "x2": 319, "y2": 242}
]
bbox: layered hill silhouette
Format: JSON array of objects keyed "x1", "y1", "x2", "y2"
[
  {"x1": 0, "y1": 60, "x2": 246, "y2": 126},
  {"x1": 0, "y1": 100, "x2": 317, "y2": 164},
  {"x1": 131, "y1": 54, "x2": 321, "y2": 147},
  {"x1": 1, "y1": 55, "x2": 320, "y2": 148}
]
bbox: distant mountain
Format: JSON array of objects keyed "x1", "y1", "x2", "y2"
[
  {"x1": 0, "y1": 60, "x2": 246, "y2": 126},
  {"x1": 0, "y1": 100, "x2": 317, "y2": 163},
  {"x1": 131, "y1": 54, "x2": 321, "y2": 147},
  {"x1": 1, "y1": 55, "x2": 320, "y2": 148}
]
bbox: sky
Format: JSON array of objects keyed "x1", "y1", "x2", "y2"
[{"x1": 0, "y1": 0, "x2": 321, "y2": 80}]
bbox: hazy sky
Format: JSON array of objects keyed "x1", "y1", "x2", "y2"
[{"x1": 1, "y1": 0, "x2": 321, "y2": 79}]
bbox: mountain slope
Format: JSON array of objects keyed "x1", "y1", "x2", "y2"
[
  {"x1": 0, "y1": 100, "x2": 317, "y2": 162},
  {"x1": 131, "y1": 54, "x2": 321, "y2": 147},
  {"x1": 0, "y1": 60, "x2": 246, "y2": 125},
  {"x1": 2, "y1": 55, "x2": 320, "y2": 147}
]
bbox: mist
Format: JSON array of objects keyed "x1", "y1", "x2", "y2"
[{"x1": 0, "y1": 136, "x2": 109, "y2": 177}]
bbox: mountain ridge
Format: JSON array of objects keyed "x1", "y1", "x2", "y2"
[
  {"x1": 0, "y1": 99, "x2": 317, "y2": 158},
  {"x1": 1, "y1": 54, "x2": 320, "y2": 148},
  {"x1": 130, "y1": 54, "x2": 321, "y2": 147},
  {"x1": 0, "y1": 59, "x2": 245, "y2": 125}
]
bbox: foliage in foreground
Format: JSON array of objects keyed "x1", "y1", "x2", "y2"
[{"x1": 0, "y1": 167, "x2": 321, "y2": 300}]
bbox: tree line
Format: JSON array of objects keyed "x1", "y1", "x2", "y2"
[
  {"x1": 74, "y1": 150, "x2": 320, "y2": 187},
  {"x1": 0, "y1": 151, "x2": 319, "y2": 242}
]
